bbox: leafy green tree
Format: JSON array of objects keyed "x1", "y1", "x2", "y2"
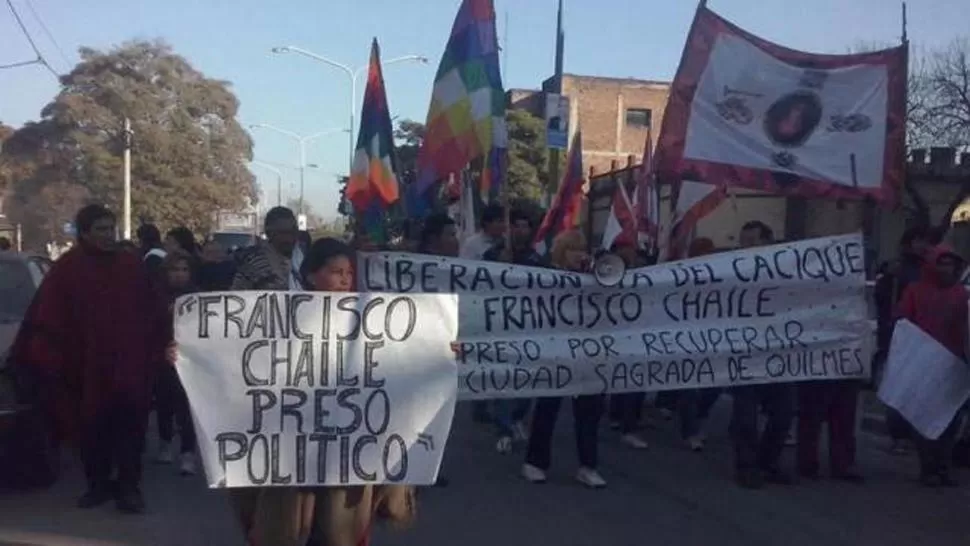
[
  {"x1": 506, "y1": 109, "x2": 551, "y2": 203},
  {"x1": 393, "y1": 119, "x2": 425, "y2": 184},
  {"x1": 1, "y1": 40, "x2": 256, "y2": 247}
]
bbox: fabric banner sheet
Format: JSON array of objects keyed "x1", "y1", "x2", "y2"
[{"x1": 360, "y1": 234, "x2": 871, "y2": 400}]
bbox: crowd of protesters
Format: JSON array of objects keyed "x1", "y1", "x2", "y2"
[{"x1": 4, "y1": 201, "x2": 969, "y2": 545}]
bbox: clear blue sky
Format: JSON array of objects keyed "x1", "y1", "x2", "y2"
[{"x1": 1, "y1": 0, "x2": 967, "y2": 220}]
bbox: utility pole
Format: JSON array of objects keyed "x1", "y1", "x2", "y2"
[
  {"x1": 122, "y1": 117, "x2": 133, "y2": 240},
  {"x1": 299, "y1": 140, "x2": 306, "y2": 217},
  {"x1": 547, "y1": 0, "x2": 565, "y2": 206}
]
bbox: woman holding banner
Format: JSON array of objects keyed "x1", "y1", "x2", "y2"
[
  {"x1": 522, "y1": 229, "x2": 607, "y2": 488},
  {"x1": 237, "y1": 237, "x2": 415, "y2": 546},
  {"x1": 171, "y1": 219, "x2": 416, "y2": 545}
]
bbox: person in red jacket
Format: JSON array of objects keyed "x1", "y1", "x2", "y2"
[
  {"x1": 896, "y1": 244, "x2": 968, "y2": 487},
  {"x1": 10, "y1": 205, "x2": 168, "y2": 513}
]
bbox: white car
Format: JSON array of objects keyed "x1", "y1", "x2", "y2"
[{"x1": 0, "y1": 253, "x2": 51, "y2": 365}]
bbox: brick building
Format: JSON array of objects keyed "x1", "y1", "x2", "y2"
[{"x1": 507, "y1": 74, "x2": 671, "y2": 175}]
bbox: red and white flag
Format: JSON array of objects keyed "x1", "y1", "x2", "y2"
[
  {"x1": 654, "y1": 6, "x2": 907, "y2": 205},
  {"x1": 635, "y1": 129, "x2": 660, "y2": 249},
  {"x1": 601, "y1": 181, "x2": 638, "y2": 251},
  {"x1": 662, "y1": 180, "x2": 726, "y2": 261}
]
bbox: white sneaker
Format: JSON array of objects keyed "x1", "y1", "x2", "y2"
[
  {"x1": 521, "y1": 463, "x2": 547, "y2": 484},
  {"x1": 155, "y1": 442, "x2": 173, "y2": 464},
  {"x1": 512, "y1": 421, "x2": 530, "y2": 442},
  {"x1": 576, "y1": 467, "x2": 606, "y2": 489},
  {"x1": 496, "y1": 436, "x2": 513, "y2": 454},
  {"x1": 178, "y1": 453, "x2": 197, "y2": 475},
  {"x1": 687, "y1": 435, "x2": 705, "y2": 452},
  {"x1": 621, "y1": 434, "x2": 649, "y2": 450}
]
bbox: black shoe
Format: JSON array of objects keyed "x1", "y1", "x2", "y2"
[
  {"x1": 116, "y1": 488, "x2": 146, "y2": 514},
  {"x1": 735, "y1": 469, "x2": 764, "y2": 490},
  {"x1": 762, "y1": 468, "x2": 795, "y2": 485},
  {"x1": 798, "y1": 468, "x2": 821, "y2": 481},
  {"x1": 77, "y1": 485, "x2": 114, "y2": 509}
]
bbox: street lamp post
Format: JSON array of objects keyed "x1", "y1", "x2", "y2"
[
  {"x1": 247, "y1": 124, "x2": 345, "y2": 214},
  {"x1": 250, "y1": 161, "x2": 284, "y2": 207},
  {"x1": 270, "y1": 46, "x2": 428, "y2": 174}
]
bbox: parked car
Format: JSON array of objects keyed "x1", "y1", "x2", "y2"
[
  {"x1": 0, "y1": 252, "x2": 57, "y2": 490},
  {"x1": 0, "y1": 253, "x2": 50, "y2": 364}
]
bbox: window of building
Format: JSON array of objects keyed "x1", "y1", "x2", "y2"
[{"x1": 625, "y1": 108, "x2": 652, "y2": 128}]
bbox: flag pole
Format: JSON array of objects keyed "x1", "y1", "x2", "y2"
[{"x1": 901, "y1": 2, "x2": 908, "y2": 45}]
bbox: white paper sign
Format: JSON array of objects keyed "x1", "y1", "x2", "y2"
[
  {"x1": 174, "y1": 292, "x2": 459, "y2": 488},
  {"x1": 878, "y1": 319, "x2": 970, "y2": 440},
  {"x1": 360, "y1": 234, "x2": 871, "y2": 400}
]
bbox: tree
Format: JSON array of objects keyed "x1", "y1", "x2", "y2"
[
  {"x1": 856, "y1": 39, "x2": 970, "y2": 231},
  {"x1": 1, "y1": 40, "x2": 256, "y2": 247},
  {"x1": 925, "y1": 38, "x2": 970, "y2": 148},
  {"x1": 506, "y1": 109, "x2": 550, "y2": 203},
  {"x1": 393, "y1": 118, "x2": 425, "y2": 183},
  {"x1": 902, "y1": 39, "x2": 970, "y2": 230},
  {"x1": 0, "y1": 122, "x2": 15, "y2": 214}
]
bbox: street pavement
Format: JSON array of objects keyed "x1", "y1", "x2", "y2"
[{"x1": 1, "y1": 395, "x2": 968, "y2": 546}]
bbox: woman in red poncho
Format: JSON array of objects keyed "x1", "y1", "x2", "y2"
[
  {"x1": 10, "y1": 205, "x2": 168, "y2": 514},
  {"x1": 896, "y1": 244, "x2": 969, "y2": 487}
]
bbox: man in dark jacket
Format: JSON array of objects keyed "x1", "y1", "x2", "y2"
[
  {"x1": 482, "y1": 209, "x2": 542, "y2": 452},
  {"x1": 232, "y1": 207, "x2": 302, "y2": 290},
  {"x1": 730, "y1": 221, "x2": 796, "y2": 489},
  {"x1": 482, "y1": 208, "x2": 545, "y2": 267},
  {"x1": 874, "y1": 226, "x2": 931, "y2": 452}
]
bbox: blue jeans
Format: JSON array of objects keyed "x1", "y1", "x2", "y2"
[{"x1": 493, "y1": 399, "x2": 531, "y2": 437}]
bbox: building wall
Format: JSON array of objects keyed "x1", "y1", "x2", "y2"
[
  {"x1": 558, "y1": 75, "x2": 670, "y2": 175},
  {"x1": 507, "y1": 75, "x2": 671, "y2": 176}
]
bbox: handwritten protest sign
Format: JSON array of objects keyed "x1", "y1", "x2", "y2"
[
  {"x1": 360, "y1": 234, "x2": 871, "y2": 400},
  {"x1": 174, "y1": 292, "x2": 459, "y2": 488},
  {"x1": 879, "y1": 319, "x2": 970, "y2": 440}
]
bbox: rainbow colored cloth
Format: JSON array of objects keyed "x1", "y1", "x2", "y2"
[
  {"x1": 347, "y1": 39, "x2": 400, "y2": 239},
  {"x1": 412, "y1": 0, "x2": 507, "y2": 215}
]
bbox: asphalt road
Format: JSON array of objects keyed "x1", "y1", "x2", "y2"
[{"x1": 0, "y1": 396, "x2": 968, "y2": 546}]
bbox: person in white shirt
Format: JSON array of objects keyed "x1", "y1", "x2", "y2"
[{"x1": 459, "y1": 204, "x2": 507, "y2": 260}]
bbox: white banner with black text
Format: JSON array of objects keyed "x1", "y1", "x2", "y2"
[
  {"x1": 359, "y1": 234, "x2": 871, "y2": 401},
  {"x1": 174, "y1": 292, "x2": 459, "y2": 488}
]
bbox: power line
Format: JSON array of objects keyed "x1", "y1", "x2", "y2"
[
  {"x1": 23, "y1": 0, "x2": 70, "y2": 69},
  {"x1": 4, "y1": 0, "x2": 59, "y2": 79},
  {"x1": 0, "y1": 58, "x2": 39, "y2": 70}
]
